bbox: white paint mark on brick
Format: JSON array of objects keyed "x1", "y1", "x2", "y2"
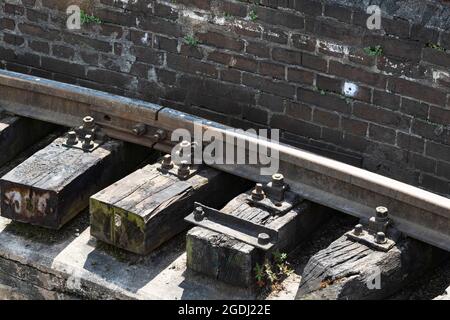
[
  {"x1": 294, "y1": 34, "x2": 312, "y2": 45},
  {"x1": 141, "y1": 32, "x2": 150, "y2": 45},
  {"x1": 232, "y1": 20, "x2": 263, "y2": 34},
  {"x1": 180, "y1": 10, "x2": 208, "y2": 22},
  {"x1": 318, "y1": 40, "x2": 349, "y2": 55},
  {"x1": 148, "y1": 67, "x2": 157, "y2": 82},
  {"x1": 432, "y1": 70, "x2": 450, "y2": 82},
  {"x1": 343, "y1": 82, "x2": 358, "y2": 97},
  {"x1": 267, "y1": 30, "x2": 281, "y2": 38},
  {"x1": 214, "y1": 16, "x2": 226, "y2": 25}
]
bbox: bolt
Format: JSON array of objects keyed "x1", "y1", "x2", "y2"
[
  {"x1": 375, "y1": 232, "x2": 387, "y2": 244},
  {"x1": 83, "y1": 116, "x2": 95, "y2": 129},
  {"x1": 251, "y1": 183, "x2": 265, "y2": 201},
  {"x1": 194, "y1": 206, "x2": 205, "y2": 221},
  {"x1": 161, "y1": 154, "x2": 174, "y2": 170},
  {"x1": 178, "y1": 160, "x2": 190, "y2": 178},
  {"x1": 153, "y1": 129, "x2": 166, "y2": 141},
  {"x1": 257, "y1": 233, "x2": 271, "y2": 245},
  {"x1": 82, "y1": 134, "x2": 94, "y2": 150},
  {"x1": 132, "y1": 123, "x2": 147, "y2": 136},
  {"x1": 376, "y1": 206, "x2": 389, "y2": 221},
  {"x1": 66, "y1": 131, "x2": 78, "y2": 145},
  {"x1": 272, "y1": 173, "x2": 284, "y2": 187},
  {"x1": 353, "y1": 224, "x2": 363, "y2": 236}
]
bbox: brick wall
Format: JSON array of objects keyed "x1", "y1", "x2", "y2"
[{"x1": 1, "y1": 0, "x2": 450, "y2": 196}]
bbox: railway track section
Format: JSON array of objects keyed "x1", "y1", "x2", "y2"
[{"x1": 0, "y1": 69, "x2": 448, "y2": 300}]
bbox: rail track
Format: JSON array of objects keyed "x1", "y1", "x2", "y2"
[{"x1": 0, "y1": 69, "x2": 449, "y2": 300}]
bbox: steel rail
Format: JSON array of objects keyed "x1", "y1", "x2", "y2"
[{"x1": 1, "y1": 69, "x2": 449, "y2": 251}]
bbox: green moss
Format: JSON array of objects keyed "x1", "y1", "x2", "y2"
[
  {"x1": 254, "y1": 250, "x2": 293, "y2": 289},
  {"x1": 248, "y1": 9, "x2": 258, "y2": 21},
  {"x1": 184, "y1": 35, "x2": 199, "y2": 47},
  {"x1": 363, "y1": 45, "x2": 383, "y2": 57},
  {"x1": 126, "y1": 211, "x2": 145, "y2": 232},
  {"x1": 80, "y1": 10, "x2": 102, "y2": 25},
  {"x1": 426, "y1": 42, "x2": 446, "y2": 52}
]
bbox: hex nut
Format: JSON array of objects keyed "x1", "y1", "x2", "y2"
[
  {"x1": 354, "y1": 224, "x2": 363, "y2": 236},
  {"x1": 375, "y1": 232, "x2": 387, "y2": 244},
  {"x1": 83, "y1": 116, "x2": 95, "y2": 129},
  {"x1": 272, "y1": 173, "x2": 285, "y2": 187},
  {"x1": 251, "y1": 183, "x2": 265, "y2": 201},
  {"x1": 194, "y1": 206, "x2": 205, "y2": 221},
  {"x1": 161, "y1": 154, "x2": 174, "y2": 170},
  {"x1": 376, "y1": 206, "x2": 389, "y2": 219},
  {"x1": 178, "y1": 160, "x2": 190, "y2": 178},
  {"x1": 257, "y1": 233, "x2": 270, "y2": 245},
  {"x1": 132, "y1": 123, "x2": 147, "y2": 136},
  {"x1": 82, "y1": 134, "x2": 94, "y2": 150},
  {"x1": 66, "y1": 131, "x2": 78, "y2": 145}
]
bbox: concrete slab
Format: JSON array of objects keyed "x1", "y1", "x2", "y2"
[{"x1": 0, "y1": 213, "x2": 299, "y2": 300}]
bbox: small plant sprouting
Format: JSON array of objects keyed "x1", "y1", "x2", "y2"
[
  {"x1": 254, "y1": 263, "x2": 265, "y2": 287},
  {"x1": 80, "y1": 10, "x2": 102, "y2": 25},
  {"x1": 184, "y1": 35, "x2": 199, "y2": 47},
  {"x1": 254, "y1": 251, "x2": 293, "y2": 290},
  {"x1": 248, "y1": 9, "x2": 258, "y2": 22},
  {"x1": 363, "y1": 45, "x2": 383, "y2": 57},
  {"x1": 313, "y1": 86, "x2": 326, "y2": 96},
  {"x1": 426, "y1": 42, "x2": 445, "y2": 52},
  {"x1": 224, "y1": 12, "x2": 233, "y2": 20}
]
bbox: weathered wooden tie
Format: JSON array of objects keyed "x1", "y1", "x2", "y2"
[
  {"x1": 296, "y1": 207, "x2": 444, "y2": 300},
  {"x1": 0, "y1": 126, "x2": 151, "y2": 229},
  {"x1": 90, "y1": 152, "x2": 250, "y2": 255},
  {"x1": 185, "y1": 175, "x2": 329, "y2": 288},
  {"x1": 0, "y1": 113, "x2": 55, "y2": 167}
]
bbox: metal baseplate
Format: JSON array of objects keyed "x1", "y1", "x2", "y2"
[
  {"x1": 62, "y1": 116, "x2": 104, "y2": 152},
  {"x1": 157, "y1": 140, "x2": 203, "y2": 180},
  {"x1": 246, "y1": 173, "x2": 301, "y2": 215},
  {"x1": 185, "y1": 202, "x2": 279, "y2": 251},
  {"x1": 345, "y1": 206, "x2": 402, "y2": 252},
  {"x1": 157, "y1": 156, "x2": 201, "y2": 181},
  {"x1": 157, "y1": 161, "x2": 201, "y2": 180},
  {"x1": 185, "y1": 173, "x2": 301, "y2": 251}
]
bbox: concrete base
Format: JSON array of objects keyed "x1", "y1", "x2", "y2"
[{"x1": 0, "y1": 213, "x2": 299, "y2": 300}]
